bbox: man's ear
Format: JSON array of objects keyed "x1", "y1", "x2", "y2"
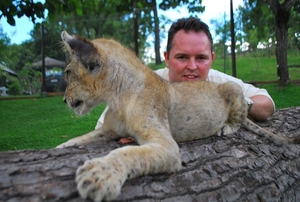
[
  {"x1": 211, "y1": 51, "x2": 215, "y2": 62},
  {"x1": 61, "y1": 31, "x2": 104, "y2": 73},
  {"x1": 163, "y1": 51, "x2": 169, "y2": 68}
]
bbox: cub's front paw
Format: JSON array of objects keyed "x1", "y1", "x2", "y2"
[
  {"x1": 56, "y1": 140, "x2": 78, "y2": 148},
  {"x1": 76, "y1": 158, "x2": 126, "y2": 201}
]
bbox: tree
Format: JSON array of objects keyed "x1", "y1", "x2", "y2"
[
  {"x1": 0, "y1": 26, "x2": 11, "y2": 65},
  {"x1": 241, "y1": 0, "x2": 299, "y2": 86},
  {"x1": 0, "y1": 0, "x2": 45, "y2": 25},
  {"x1": 230, "y1": 0, "x2": 237, "y2": 77},
  {"x1": 1, "y1": 0, "x2": 207, "y2": 65},
  {"x1": 30, "y1": 22, "x2": 64, "y2": 62},
  {"x1": 267, "y1": 0, "x2": 297, "y2": 86},
  {"x1": 152, "y1": 0, "x2": 162, "y2": 64},
  {"x1": 289, "y1": 1, "x2": 300, "y2": 51}
]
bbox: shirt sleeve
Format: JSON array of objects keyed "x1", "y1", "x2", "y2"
[
  {"x1": 155, "y1": 68, "x2": 169, "y2": 81},
  {"x1": 95, "y1": 106, "x2": 109, "y2": 129}
]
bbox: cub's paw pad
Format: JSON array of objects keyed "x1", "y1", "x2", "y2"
[{"x1": 76, "y1": 159, "x2": 124, "y2": 201}]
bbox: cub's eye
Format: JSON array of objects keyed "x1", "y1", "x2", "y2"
[
  {"x1": 88, "y1": 65, "x2": 95, "y2": 72},
  {"x1": 85, "y1": 62, "x2": 100, "y2": 73},
  {"x1": 64, "y1": 70, "x2": 70, "y2": 77}
]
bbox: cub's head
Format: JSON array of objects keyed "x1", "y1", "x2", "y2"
[{"x1": 61, "y1": 31, "x2": 107, "y2": 115}]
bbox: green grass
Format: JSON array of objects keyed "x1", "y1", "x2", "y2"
[
  {"x1": 150, "y1": 54, "x2": 300, "y2": 82},
  {"x1": 213, "y1": 55, "x2": 300, "y2": 82},
  {"x1": 1, "y1": 54, "x2": 300, "y2": 152},
  {"x1": 0, "y1": 97, "x2": 105, "y2": 151},
  {"x1": 261, "y1": 83, "x2": 300, "y2": 109},
  {"x1": 0, "y1": 83, "x2": 299, "y2": 152}
]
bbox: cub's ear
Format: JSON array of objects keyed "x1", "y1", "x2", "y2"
[{"x1": 61, "y1": 31, "x2": 104, "y2": 73}]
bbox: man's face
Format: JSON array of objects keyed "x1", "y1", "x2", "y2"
[{"x1": 164, "y1": 30, "x2": 215, "y2": 83}]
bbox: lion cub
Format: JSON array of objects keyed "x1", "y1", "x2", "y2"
[{"x1": 57, "y1": 31, "x2": 300, "y2": 201}]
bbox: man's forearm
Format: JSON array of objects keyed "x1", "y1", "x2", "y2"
[{"x1": 247, "y1": 95, "x2": 275, "y2": 121}]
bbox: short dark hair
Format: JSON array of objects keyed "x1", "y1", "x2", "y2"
[{"x1": 166, "y1": 17, "x2": 213, "y2": 54}]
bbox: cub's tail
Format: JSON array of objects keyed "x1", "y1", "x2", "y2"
[{"x1": 242, "y1": 119, "x2": 300, "y2": 145}]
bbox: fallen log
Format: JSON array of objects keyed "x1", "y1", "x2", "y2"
[{"x1": 1, "y1": 107, "x2": 300, "y2": 202}]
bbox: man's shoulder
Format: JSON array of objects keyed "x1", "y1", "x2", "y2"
[
  {"x1": 208, "y1": 69, "x2": 229, "y2": 78},
  {"x1": 155, "y1": 68, "x2": 169, "y2": 81},
  {"x1": 207, "y1": 69, "x2": 234, "y2": 84}
]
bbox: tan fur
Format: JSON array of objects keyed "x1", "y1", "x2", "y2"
[{"x1": 57, "y1": 31, "x2": 300, "y2": 201}]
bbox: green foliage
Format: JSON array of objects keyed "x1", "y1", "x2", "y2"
[
  {"x1": 289, "y1": 0, "x2": 300, "y2": 51},
  {"x1": 159, "y1": 0, "x2": 205, "y2": 13},
  {"x1": 243, "y1": 0, "x2": 274, "y2": 39},
  {"x1": 0, "y1": 0, "x2": 45, "y2": 25},
  {"x1": 30, "y1": 22, "x2": 65, "y2": 62},
  {"x1": 0, "y1": 26, "x2": 10, "y2": 48},
  {"x1": 7, "y1": 76, "x2": 21, "y2": 95},
  {"x1": 0, "y1": 26, "x2": 37, "y2": 73},
  {"x1": 19, "y1": 63, "x2": 42, "y2": 94}
]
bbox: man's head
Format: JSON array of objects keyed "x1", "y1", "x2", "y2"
[{"x1": 164, "y1": 17, "x2": 215, "y2": 83}]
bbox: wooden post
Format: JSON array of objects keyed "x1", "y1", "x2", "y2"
[
  {"x1": 41, "y1": 22, "x2": 46, "y2": 93},
  {"x1": 133, "y1": 2, "x2": 139, "y2": 56}
]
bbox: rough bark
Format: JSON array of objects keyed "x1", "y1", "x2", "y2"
[{"x1": 1, "y1": 107, "x2": 300, "y2": 202}]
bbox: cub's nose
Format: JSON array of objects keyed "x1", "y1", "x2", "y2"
[{"x1": 63, "y1": 97, "x2": 67, "y2": 104}]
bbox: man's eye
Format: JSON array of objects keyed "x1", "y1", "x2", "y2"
[
  {"x1": 197, "y1": 56, "x2": 206, "y2": 60},
  {"x1": 177, "y1": 55, "x2": 187, "y2": 59}
]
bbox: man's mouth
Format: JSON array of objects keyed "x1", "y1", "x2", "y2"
[{"x1": 183, "y1": 75, "x2": 199, "y2": 81}]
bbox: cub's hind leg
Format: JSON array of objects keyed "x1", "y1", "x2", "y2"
[{"x1": 217, "y1": 81, "x2": 248, "y2": 135}]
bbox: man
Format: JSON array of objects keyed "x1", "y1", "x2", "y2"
[{"x1": 95, "y1": 17, "x2": 275, "y2": 129}]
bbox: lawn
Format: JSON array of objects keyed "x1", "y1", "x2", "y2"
[
  {"x1": 0, "y1": 97, "x2": 106, "y2": 151},
  {"x1": 0, "y1": 53, "x2": 299, "y2": 152},
  {"x1": 150, "y1": 53, "x2": 300, "y2": 82}
]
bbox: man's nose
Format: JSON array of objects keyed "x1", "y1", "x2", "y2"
[{"x1": 187, "y1": 59, "x2": 197, "y2": 70}]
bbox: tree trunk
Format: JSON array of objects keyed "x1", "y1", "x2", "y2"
[
  {"x1": 1, "y1": 107, "x2": 300, "y2": 202},
  {"x1": 268, "y1": 0, "x2": 296, "y2": 86},
  {"x1": 133, "y1": 2, "x2": 139, "y2": 56},
  {"x1": 275, "y1": 9, "x2": 290, "y2": 86},
  {"x1": 152, "y1": 0, "x2": 162, "y2": 65},
  {"x1": 230, "y1": 0, "x2": 237, "y2": 78}
]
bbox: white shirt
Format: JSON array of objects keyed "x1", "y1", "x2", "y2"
[{"x1": 95, "y1": 68, "x2": 275, "y2": 129}]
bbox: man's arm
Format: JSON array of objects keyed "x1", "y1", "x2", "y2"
[
  {"x1": 248, "y1": 95, "x2": 275, "y2": 121},
  {"x1": 208, "y1": 69, "x2": 275, "y2": 121}
]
